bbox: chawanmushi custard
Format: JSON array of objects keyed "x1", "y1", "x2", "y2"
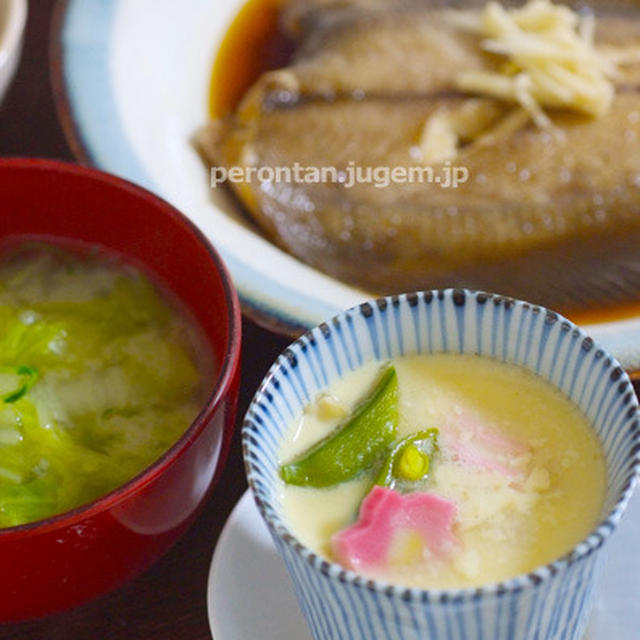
[{"x1": 279, "y1": 354, "x2": 606, "y2": 588}]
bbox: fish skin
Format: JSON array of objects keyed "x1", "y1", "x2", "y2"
[
  {"x1": 202, "y1": 4, "x2": 640, "y2": 309},
  {"x1": 255, "y1": 8, "x2": 498, "y2": 106},
  {"x1": 281, "y1": 0, "x2": 640, "y2": 39},
  {"x1": 261, "y1": 8, "x2": 640, "y2": 106}
]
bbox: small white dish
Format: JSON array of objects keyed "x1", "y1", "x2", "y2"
[
  {"x1": 207, "y1": 491, "x2": 310, "y2": 640},
  {"x1": 208, "y1": 490, "x2": 640, "y2": 640},
  {"x1": 0, "y1": 0, "x2": 27, "y2": 102}
]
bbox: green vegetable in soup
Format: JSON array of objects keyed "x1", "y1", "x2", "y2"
[
  {"x1": 0, "y1": 245, "x2": 206, "y2": 528},
  {"x1": 0, "y1": 366, "x2": 38, "y2": 403},
  {"x1": 280, "y1": 364, "x2": 398, "y2": 487}
]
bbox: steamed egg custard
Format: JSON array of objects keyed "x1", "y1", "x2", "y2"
[
  {"x1": 0, "y1": 244, "x2": 210, "y2": 528},
  {"x1": 279, "y1": 355, "x2": 606, "y2": 588}
]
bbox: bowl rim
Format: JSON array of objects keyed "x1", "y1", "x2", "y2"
[
  {"x1": 0, "y1": 0, "x2": 27, "y2": 66},
  {"x1": 243, "y1": 289, "x2": 640, "y2": 601},
  {"x1": 0, "y1": 157, "x2": 243, "y2": 540}
]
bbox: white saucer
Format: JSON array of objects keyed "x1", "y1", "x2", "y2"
[
  {"x1": 207, "y1": 491, "x2": 310, "y2": 640},
  {"x1": 207, "y1": 490, "x2": 640, "y2": 640}
]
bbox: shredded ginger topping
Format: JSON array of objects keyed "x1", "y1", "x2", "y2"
[
  {"x1": 454, "y1": 0, "x2": 616, "y2": 127},
  {"x1": 418, "y1": 0, "x2": 640, "y2": 162}
]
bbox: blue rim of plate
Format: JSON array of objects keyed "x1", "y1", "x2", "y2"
[{"x1": 49, "y1": 0, "x2": 335, "y2": 336}]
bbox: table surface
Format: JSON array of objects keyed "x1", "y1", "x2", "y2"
[
  {"x1": 0, "y1": 2, "x2": 291, "y2": 638},
  {"x1": 1, "y1": 2, "x2": 639, "y2": 639}
]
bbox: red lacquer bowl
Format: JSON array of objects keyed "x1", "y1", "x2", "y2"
[{"x1": 0, "y1": 159, "x2": 242, "y2": 621}]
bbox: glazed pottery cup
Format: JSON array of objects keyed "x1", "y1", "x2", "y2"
[{"x1": 243, "y1": 289, "x2": 640, "y2": 640}]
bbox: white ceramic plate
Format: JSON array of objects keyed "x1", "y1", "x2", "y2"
[
  {"x1": 54, "y1": 0, "x2": 640, "y2": 368},
  {"x1": 207, "y1": 490, "x2": 640, "y2": 640}
]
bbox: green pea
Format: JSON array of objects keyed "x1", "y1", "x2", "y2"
[
  {"x1": 376, "y1": 428, "x2": 438, "y2": 491},
  {"x1": 397, "y1": 443, "x2": 430, "y2": 481}
]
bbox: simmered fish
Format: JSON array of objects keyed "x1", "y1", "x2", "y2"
[{"x1": 200, "y1": 0, "x2": 640, "y2": 309}]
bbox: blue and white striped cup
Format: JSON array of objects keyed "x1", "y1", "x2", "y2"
[{"x1": 243, "y1": 290, "x2": 640, "y2": 640}]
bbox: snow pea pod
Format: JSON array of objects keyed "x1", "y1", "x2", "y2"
[{"x1": 280, "y1": 364, "x2": 398, "y2": 487}]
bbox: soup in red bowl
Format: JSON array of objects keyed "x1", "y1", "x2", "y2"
[{"x1": 0, "y1": 158, "x2": 242, "y2": 621}]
